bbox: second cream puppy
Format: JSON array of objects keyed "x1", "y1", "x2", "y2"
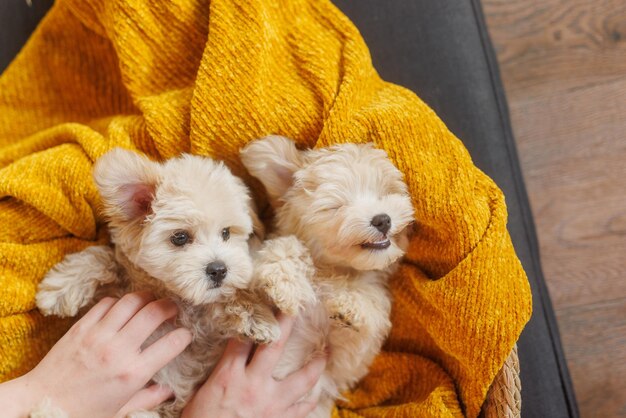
[{"x1": 241, "y1": 136, "x2": 415, "y2": 418}]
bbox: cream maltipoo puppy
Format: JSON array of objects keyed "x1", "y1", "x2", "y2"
[
  {"x1": 241, "y1": 136, "x2": 415, "y2": 418},
  {"x1": 36, "y1": 148, "x2": 279, "y2": 418}
]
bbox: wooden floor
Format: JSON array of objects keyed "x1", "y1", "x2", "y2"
[{"x1": 482, "y1": 1, "x2": 626, "y2": 417}]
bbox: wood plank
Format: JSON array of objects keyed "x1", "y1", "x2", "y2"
[
  {"x1": 556, "y1": 298, "x2": 626, "y2": 418},
  {"x1": 483, "y1": 0, "x2": 626, "y2": 99},
  {"x1": 507, "y1": 78, "x2": 626, "y2": 309}
]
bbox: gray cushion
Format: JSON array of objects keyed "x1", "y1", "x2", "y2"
[{"x1": 0, "y1": 0, "x2": 54, "y2": 73}]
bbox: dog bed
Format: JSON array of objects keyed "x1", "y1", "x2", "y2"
[{"x1": 0, "y1": 0, "x2": 532, "y2": 416}]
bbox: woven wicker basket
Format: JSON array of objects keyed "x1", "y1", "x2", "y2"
[{"x1": 481, "y1": 344, "x2": 521, "y2": 418}]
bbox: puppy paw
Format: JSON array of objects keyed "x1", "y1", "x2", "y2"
[
  {"x1": 224, "y1": 295, "x2": 281, "y2": 344},
  {"x1": 243, "y1": 315, "x2": 281, "y2": 345},
  {"x1": 36, "y1": 271, "x2": 91, "y2": 317},
  {"x1": 326, "y1": 293, "x2": 363, "y2": 331},
  {"x1": 36, "y1": 246, "x2": 119, "y2": 317},
  {"x1": 254, "y1": 236, "x2": 316, "y2": 315}
]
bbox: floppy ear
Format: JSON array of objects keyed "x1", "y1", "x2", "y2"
[
  {"x1": 249, "y1": 206, "x2": 265, "y2": 241},
  {"x1": 240, "y1": 135, "x2": 304, "y2": 205},
  {"x1": 247, "y1": 201, "x2": 266, "y2": 245},
  {"x1": 93, "y1": 148, "x2": 161, "y2": 222}
]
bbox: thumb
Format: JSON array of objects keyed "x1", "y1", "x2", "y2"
[{"x1": 115, "y1": 384, "x2": 173, "y2": 417}]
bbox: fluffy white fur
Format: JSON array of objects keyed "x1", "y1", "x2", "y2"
[
  {"x1": 36, "y1": 148, "x2": 279, "y2": 418},
  {"x1": 241, "y1": 136, "x2": 415, "y2": 418},
  {"x1": 29, "y1": 398, "x2": 68, "y2": 418}
]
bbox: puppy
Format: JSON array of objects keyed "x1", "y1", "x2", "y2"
[
  {"x1": 36, "y1": 148, "x2": 280, "y2": 418},
  {"x1": 241, "y1": 136, "x2": 415, "y2": 418}
]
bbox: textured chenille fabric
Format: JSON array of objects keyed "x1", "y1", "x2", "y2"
[{"x1": 0, "y1": 0, "x2": 532, "y2": 416}]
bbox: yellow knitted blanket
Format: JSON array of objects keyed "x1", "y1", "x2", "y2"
[{"x1": 0, "y1": 0, "x2": 532, "y2": 416}]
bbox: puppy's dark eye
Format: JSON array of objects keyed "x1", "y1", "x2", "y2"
[
  {"x1": 221, "y1": 227, "x2": 230, "y2": 241},
  {"x1": 171, "y1": 230, "x2": 191, "y2": 247}
]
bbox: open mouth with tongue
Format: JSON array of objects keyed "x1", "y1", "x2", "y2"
[{"x1": 360, "y1": 238, "x2": 391, "y2": 250}]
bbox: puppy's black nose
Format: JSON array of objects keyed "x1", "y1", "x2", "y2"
[
  {"x1": 371, "y1": 214, "x2": 391, "y2": 235},
  {"x1": 206, "y1": 261, "x2": 227, "y2": 284}
]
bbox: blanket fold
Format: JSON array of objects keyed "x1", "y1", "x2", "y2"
[{"x1": 0, "y1": 1, "x2": 531, "y2": 417}]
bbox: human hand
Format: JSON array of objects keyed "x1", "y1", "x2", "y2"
[
  {"x1": 182, "y1": 315, "x2": 327, "y2": 418},
  {"x1": 1, "y1": 291, "x2": 192, "y2": 418}
]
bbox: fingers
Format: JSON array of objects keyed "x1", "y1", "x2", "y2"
[
  {"x1": 97, "y1": 291, "x2": 156, "y2": 334},
  {"x1": 115, "y1": 384, "x2": 173, "y2": 417},
  {"x1": 73, "y1": 296, "x2": 118, "y2": 329},
  {"x1": 117, "y1": 299, "x2": 179, "y2": 348},
  {"x1": 279, "y1": 355, "x2": 326, "y2": 408},
  {"x1": 215, "y1": 337, "x2": 254, "y2": 373},
  {"x1": 246, "y1": 314, "x2": 295, "y2": 376},
  {"x1": 139, "y1": 327, "x2": 192, "y2": 377},
  {"x1": 285, "y1": 396, "x2": 320, "y2": 418}
]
